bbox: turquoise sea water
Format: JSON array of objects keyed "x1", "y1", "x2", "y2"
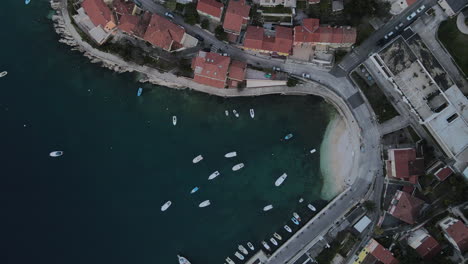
[{"x1": 1, "y1": 1, "x2": 334, "y2": 263}]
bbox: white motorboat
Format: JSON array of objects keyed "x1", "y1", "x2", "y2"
[
  {"x1": 284, "y1": 225, "x2": 292, "y2": 233},
  {"x1": 275, "y1": 173, "x2": 287, "y2": 187},
  {"x1": 238, "y1": 245, "x2": 248, "y2": 255},
  {"x1": 250, "y1": 109, "x2": 254, "y2": 118},
  {"x1": 224, "y1": 151, "x2": 237, "y2": 158},
  {"x1": 177, "y1": 255, "x2": 191, "y2": 264},
  {"x1": 173, "y1": 116, "x2": 177, "y2": 126},
  {"x1": 293, "y1": 212, "x2": 301, "y2": 222},
  {"x1": 192, "y1": 155, "x2": 203, "y2": 163},
  {"x1": 199, "y1": 200, "x2": 211, "y2": 208},
  {"x1": 263, "y1": 205, "x2": 273, "y2": 211},
  {"x1": 49, "y1": 151, "x2": 64, "y2": 157},
  {"x1": 161, "y1": 201, "x2": 172, "y2": 211},
  {"x1": 299, "y1": 198, "x2": 304, "y2": 203},
  {"x1": 225, "y1": 110, "x2": 229, "y2": 116},
  {"x1": 262, "y1": 241, "x2": 271, "y2": 251},
  {"x1": 225, "y1": 257, "x2": 235, "y2": 264},
  {"x1": 247, "y1": 242, "x2": 254, "y2": 251},
  {"x1": 232, "y1": 163, "x2": 244, "y2": 171},
  {"x1": 0, "y1": 71, "x2": 7, "y2": 78},
  {"x1": 190, "y1": 187, "x2": 199, "y2": 194},
  {"x1": 208, "y1": 171, "x2": 220, "y2": 180},
  {"x1": 270, "y1": 238, "x2": 278, "y2": 246},
  {"x1": 310, "y1": 149, "x2": 316, "y2": 154},
  {"x1": 234, "y1": 251, "x2": 244, "y2": 260},
  {"x1": 291, "y1": 217, "x2": 300, "y2": 225},
  {"x1": 232, "y1": 110, "x2": 239, "y2": 117},
  {"x1": 308, "y1": 204, "x2": 316, "y2": 211},
  {"x1": 273, "y1": 233, "x2": 282, "y2": 240}
]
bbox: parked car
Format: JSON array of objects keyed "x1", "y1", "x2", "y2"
[
  {"x1": 407, "y1": 12, "x2": 416, "y2": 21},
  {"x1": 417, "y1": 5, "x2": 426, "y2": 13},
  {"x1": 302, "y1": 73, "x2": 311, "y2": 79},
  {"x1": 273, "y1": 66, "x2": 281, "y2": 71},
  {"x1": 395, "y1": 22, "x2": 404, "y2": 30},
  {"x1": 384, "y1": 31, "x2": 394, "y2": 40},
  {"x1": 222, "y1": 53, "x2": 228, "y2": 56},
  {"x1": 194, "y1": 34, "x2": 204, "y2": 42},
  {"x1": 165, "y1": 12, "x2": 174, "y2": 19}
]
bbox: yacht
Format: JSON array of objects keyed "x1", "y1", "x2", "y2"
[
  {"x1": 262, "y1": 241, "x2": 271, "y2": 251},
  {"x1": 225, "y1": 110, "x2": 229, "y2": 116},
  {"x1": 274, "y1": 173, "x2": 287, "y2": 187},
  {"x1": 232, "y1": 163, "x2": 244, "y2": 171},
  {"x1": 225, "y1": 257, "x2": 235, "y2": 264},
  {"x1": 310, "y1": 149, "x2": 316, "y2": 154},
  {"x1": 273, "y1": 233, "x2": 282, "y2": 240},
  {"x1": 308, "y1": 204, "x2": 317, "y2": 212},
  {"x1": 263, "y1": 205, "x2": 273, "y2": 211},
  {"x1": 299, "y1": 198, "x2": 304, "y2": 203},
  {"x1": 234, "y1": 252, "x2": 244, "y2": 260},
  {"x1": 291, "y1": 217, "x2": 299, "y2": 225},
  {"x1": 293, "y1": 212, "x2": 301, "y2": 222},
  {"x1": 192, "y1": 155, "x2": 203, "y2": 163},
  {"x1": 224, "y1": 151, "x2": 237, "y2": 158},
  {"x1": 49, "y1": 151, "x2": 64, "y2": 157},
  {"x1": 238, "y1": 245, "x2": 248, "y2": 255},
  {"x1": 232, "y1": 110, "x2": 239, "y2": 118},
  {"x1": 172, "y1": 116, "x2": 177, "y2": 126},
  {"x1": 0, "y1": 71, "x2": 7, "y2": 77},
  {"x1": 137, "y1": 87, "x2": 142, "y2": 97},
  {"x1": 250, "y1": 109, "x2": 255, "y2": 118},
  {"x1": 177, "y1": 255, "x2": 191, "y2": 264},
  {"x1": 247, "y1": 242, "x2": 255, "y2": 251},
  {"x1": 208, "y1": 171, "x2": 220, "y2": 180},
  {"x1": 270, "y1": 238, "x2": 278, "y2": 246},
  {"x1": 284, "y1": 133, "x2": 293, "y2": 140},
  {"x1": 161, "y1": 201, "x2": 172, "y2": 211},
  {"x1": 199, "y1": 200, "x2": 211, "y2": 208},
  {"x1": 190, "y1": 187, "x2": 199, "y2": 194},
  {"x1": 284, "y1": 225, "x2": 292, "y2": 233}
]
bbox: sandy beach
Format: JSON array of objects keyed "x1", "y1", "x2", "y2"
[{"x1": 320, "y1": 113, "x2": 358, "y2": 200}]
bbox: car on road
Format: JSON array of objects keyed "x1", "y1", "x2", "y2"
[
  {"x1": 384, "y1": 31, "x2": 394, "y2": 40},
  {"x1": 194, "y1": 34, "x2": 204, "y2": 42},
  {"x1": 406, "y1": 12, "x2": 416, "y2": 21},
  {"x1": 222, "y1": 53, "x2": 228, "y2": 56},
  {"x1": 395, "y1": 22, "x2": 404, "y2": 30},
  {"x1": 302, "y1": 73, "x2": 311, "y2": 79},
  {"x1": 165, "y1": 12, "x2": 175, "y2": 19},
  {"x1": 273, "y1": 66, "x2": 281, "y2": 71},
  {"x1": 417, "y1": 5, "x2": 426, "y2": 13}
]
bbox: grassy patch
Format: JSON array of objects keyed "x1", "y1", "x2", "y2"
[
  {"x1": 351, "y1": 71, "x2": 398, "y2": 122},
  {"x1": 438, "y1": 16, "x2": 468, "y2": 76},
  {"x1": 259, "y1": 5, "x2": 292, "y2": 14}
]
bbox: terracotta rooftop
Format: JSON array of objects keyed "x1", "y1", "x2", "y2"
[
  {"x1": 118, "y1": 14, "x2": 139, "y2": 34},
  {"x1": 228, "y1": 60, "x2": 247, "y2": 82},
  {"x1": 407, "y1": 0, "x2": 417, "y2": 6},
  {"x1": 223, "y1": 0, "x2": 250, "y2": 34},
  {"x1": 294, "y1": 18, "x2": 356, "y2": 45},
  {"x1": 416, "y1": 235, "x2": 441, "y2": 259},
  {"x1": 367, "y1": 239, "x2": 399, "y2": 264},
  {"x1": 82, "y1": 0, "x2": 113, "y2": 28},
  {"x1": 386, "y1": 148, "x2": 424, "y2": 184},
  {"x1": 388, "y1": 190, "x2": 424, "y2": 224},
  {"x1": 143, "y1": 14, "x2": 185, "y2": 51},
  {"x1": 197, "y1": 0, "x2": 224, "y2": 19},
  {"x1": 243, "y1": 26, "x2": 293, "y2": 55},
  {"x1": 434, "y1": 166, "x2": 453, "y2": 181},
  {"x1": 445, "y1": 220, "x2": 468, "y2": 253},
  {"x1": 192, "y1": 51, "x2": 231, "y2": 88}
]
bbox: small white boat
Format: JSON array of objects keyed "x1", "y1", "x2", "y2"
[
  {"x1": 190, "y1": 187, "x2": 199, "y2": 194},
  {"x1": 262, "y1": 241, "x2": 271, "y2": 251},
  {"x1": 270, "y1": 238, "x2": 278, "y2": 246},
  {"x1": 232, "y1": 110, "x2": 239, "y2": 118},
  {"x1": 208, "y1": 171, "x2": 220, "y2": 180},
  {"x1": 0, "y1": 71, "x2": 7, "y2": 78},
  {"x1": 225, "y1": 110, "x2": 229, "y2": 116},
  {"x1": 310, "y1": 149, "x2": 316, "y2": 154},
  {"x1": 177, "y1": 255, "x2": 191, "y2": 264},
  {"x1": 293, "y1": 212, "x2": 301, "y2": 222},
  {"x1": 273, "y1": 233, "x2": 282, "y2": 240},
  {"x1": 224, "y1": 151, "x2": 237, "y2": 158},
  {"x1": 192, "y1": 155, "x2": 203, "y2": 163},
  {"x1": 173, "y1": 116, "x2": 177, "y2": 126},
  {"x1": 199, "y1": 200, "x2": 211, "y2": 208},
  {"x1": 275, "y1": 173, "x2": 287, "y2": 187},
  {"x1": 284, "y1": 225, "x2": 292, "y2": 233},
  {"x1": 299, "y1": 198, "x2": 304, "y2": 203},
  {"x1": 226, "y1": 257, "x2": 235, "y2": 264},
  {"x1": 49, "y1": 151, "x2": 64, "y2": 157},
  {"x1": 161, "y1": 201, "x2": 172, "y2": 211},
  {"x1": 250, "y1": 109, "x2": 255, "y2": 118},
  {"x1": 263, "y1": 205, "x2": 273, "y2": 211},
  {"x1": 308, "y1": 204, "x2": 316, "y2": 212},
  {"x1": 291, "y1": 217, "x2": 299, "y2": 225},
  {"x1": 232, "y1": 163, "x2": 244, "y2": 171},
  {"x1": 238, "y1": 245, "x2": 248, "y2": 255},
  {"x1": 247, "y1": 242, "x2": 254, "y2": 251},
  {"x1": 234, "y1": 251, "x2": 244, "y2": 260}
]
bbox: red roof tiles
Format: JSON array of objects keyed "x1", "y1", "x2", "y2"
[
  {"x1": 143, "y1": 14, "x2": 185, "y2": 51},
  {"x1": 445, "y1": 220, "x2": 468, "y2": 253},
  {"x1": 415, "y1": 235, "x2": 441, "y2": 259},
  {"x1": 367, "y1": 239, "x2": 399, "y2": 264},
  {"x1": 228, "y1": 60, "x2": 247, "y2": 81},
  {"x1": 243, "y1": 26, "x2": 293, "y2": 55},
  {"x1": 223, "y1": 0, "x2": 250, "y2": 34},
  {"x1": 82, "y1": 0, "x2": 113, "y2": 28},
  {"x1": 435, "y1": 166, "x2": 453, "y2": 181},
  {"x1": 294, "y1": 18, "x2": 356, "y2": 46},
  {"x1": 192, "y1": 51, "x2": 231, "y2": 88},
  {"x1": 118, "y1": 14, "x2": 139, "y2": 34},
  {"x1": 388, "y1": 190, "x2": 424, "y2": 224},
  {"x1": 386, "y1": 148, "x2": 424, "y2": 183},
  {"x1": 197, "y1": 0, "x2": 224, "y2": 19}
]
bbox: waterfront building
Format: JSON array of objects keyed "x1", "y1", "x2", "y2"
[
  {"x1": 387, "y1": 190, "x2": 424, "y2": 224},
  {"x1": 242, "y1": 25, "x2": 293, "y2": 57},
  {"x1": 73, "y1": 0, "x2": 116, "y2": 44},
  {"x1": 258, "y1": 0, "x2": 296, "y2": 8},
  {"x1": 385, "y1": 148, "x2": 424, "y2": 184},
  {"x1": 353, "y1": 239, "x2": 399, "y2": 264},
  {"x1": 407, "y1": 228, "x2": 441, "y2": 259},
  {"x1": 293, "y1": 18, "x2": 357, "y2": 49},
  {"x1": 222, "y1": 0, "x2": 251, "y2": 35},
  {"x1": 438, "y1": 217, "x2": 468, "y2": 253},
  {"x1": 196, "y1": 0, "x2": 224, "y2": 22}
]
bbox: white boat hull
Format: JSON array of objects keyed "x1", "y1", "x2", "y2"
[
  {"x1": 208, "y1": 171, "x2": 220, "y2": 180},
  {"x1": 249, "y1": 109, "x2": 254, "y2": 118},
  {"x1": 49, "y1": 151, "x2": 63, "y2": 157},
  {"x1": 275, "y1": 173, "x2": 287, "y2": 186},
  {"x1": 234, "y1": 252, "x2": 244, "y2": 260},
  {"x1": 238, "y1": 245, "x2": 248, "y2": 255},
  {"x1": 263, "y1": 205, "x2": 273, "y2": 211},
  {"x1": 284, "y1": 225, "x2": 292, "y2": 233},
  {"x1": 173, "y1": 116, "x2": 177, "y2": 126},
  {"x1": 308, "y1": 204, "x2": 316, "y2": 211},
  {"x1": 199, "y1": 200, "x2": 211, "y2": 207},
  {"x1": 192, "y1": 155, "x2": 203, "y2": 163},
  {"x1": 161, "y1": 201, "x2": 172, "y2": 211},
  {"x1": 224, "y1": 151, "x2": 237, "y2": 158},
  {"x1": 177, "y1": 255, "x2": 191, "y2": 264},
  {"x1": 270, "y1": 238, "x2": 278, "y2": 246},
  {"x1": 247, "y1": 242, "x2": 255, "y2": 251},
  {"x1": 232, "y1": 163, "x2": 244, "y2": 171}
]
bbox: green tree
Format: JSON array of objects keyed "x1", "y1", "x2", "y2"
[
  {"x1": 183, "y1": 3, "x2": 199, "y2": 25},
  {"x1": 201, "y1": 19, "x2": 210, "y2": 30},
  {"x1": 363, "y1": 200, "x2": 376, "y2": 212},
  {"x1": 287, "y1": 77, "x2": 298, "y2": 87},
  {"x1": 374, "y1": 226, "x2": 384, "y2": 235},
  {"x1": 214, "y1": 25, "x2": 228, "y2": 41}
]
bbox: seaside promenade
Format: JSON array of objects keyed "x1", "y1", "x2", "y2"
[{"x1": 52, "y1": 0, "x2": 383, "y2": 262}]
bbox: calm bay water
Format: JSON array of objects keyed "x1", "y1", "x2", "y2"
[{"x1": 1, "y1": 1, "x2": 334, "y2": 263}]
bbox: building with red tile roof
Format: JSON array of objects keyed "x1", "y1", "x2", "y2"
[
  {"x1": 385, "y1": 148, "x2": 424, "y2": 184},
  {"x1": 294, "y1": 18, "x2": 356, "y2": 48},
  {"x1": 407, "y1": 228, "x2": 441, "y2": 259},
  {"x1": 227, "y1": 60, "x2": 247, "y2": 87},
  {"x1": 439, "y1": 217, "x2": 468, "y2": 253},
  {"x1": 192, "y1": 51, "x2": 231, "y2": 88},
  {"x1": 366, "y1": 239, "x2": 399, "y2": 264},
  {"x1": 434, "y1": 166, "x2": 453, "y2": 181},
  {"x1": 243, "y1": 26, "x2": 293, "y2": 56},
  {"x1": 143, "y1": 14, "x2": 186, "y2": 51},
  {"x1": 81, "y1": 0, "x2": 116, "y2": 31},
  {"x1": 197, "y1": 0, "x2": 224, "y2": 22},
  {"x1": 388, "y1": 190, "x2": 424, "y2": 224},
  {"x1": 223, "y1": 0, "x2": 251, "y2": 35}
]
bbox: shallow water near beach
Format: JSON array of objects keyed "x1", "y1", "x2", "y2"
[{"x1": 1, "y1": 1, "x2": 335, "y2": 263}]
